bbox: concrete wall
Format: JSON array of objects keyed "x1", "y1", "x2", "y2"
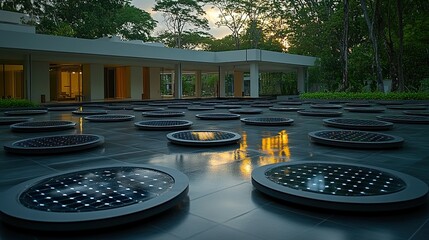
[
  {"x1": 82, "y1": 64, "x2": 104, "y2": 101},
  {"x1": 130, "y1": 66, "x2": 143, "y2": 100}
]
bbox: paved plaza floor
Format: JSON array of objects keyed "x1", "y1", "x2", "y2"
[{"x1": 1, "y1": 99, "x2": 429, "y2": 240}]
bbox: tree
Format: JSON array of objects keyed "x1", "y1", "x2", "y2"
[
  {"x1": 157, "y1": 30, "x2": 213, "y2": 50},
  {"x1": 340, "y1": 0, "x2": 349, "y2": 91},
  {"x1": 153, "y1": 0, "x2": 209, "y2": 48}
]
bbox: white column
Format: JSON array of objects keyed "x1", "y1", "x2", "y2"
[
  {"x1": 130, "y1": 66, "x2": 143, "y2": 100},
  {"x1": 219, "y1": 66, "x2": 226, "y2": 97},
  {"x1": 195, "y1": 70, "x2": 202, "y2": 98},
  {"x1": 174, "y1": 63, "x2": 182, "y2": 99},
  {"x1": 149, "y1": 67, "x2": 161, "y2": 100},
  {"x1": 249, "y1": 63, "x2": 259, "y2": 97},
  {"x1": 297, "y1": 67, "x2": 305, "y2": 93},
  {"x1": 30, "y1": 61, "x2": 49, "y2": 103},
  {"x1": 82, "y1": 63, "x2": 104, "y2": 101}
]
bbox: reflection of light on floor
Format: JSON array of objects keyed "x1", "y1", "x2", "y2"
[
  {"x1": 191, "y1": 131, "x2": 215, "y2": 140},
  {"x1": 260, "y1": 130, "x2": 291, "y2": 162},
  {"x1": 78, "y1": 117, "x2": 83, "y2": 133}
]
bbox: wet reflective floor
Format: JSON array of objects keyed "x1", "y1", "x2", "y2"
[{"x1": 1, "y1": 100, "x2": 429, "y2": 240}]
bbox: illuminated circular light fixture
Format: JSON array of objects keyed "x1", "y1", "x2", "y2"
[
  {"x1": 252, "y1": 161, "x2": 428, "y2": 212},
  {"x1": 0, "y1": 165, "x2": 189, "y2": 231},
  {"x1": 104, "y1": 105, "x2": 130, "y2": 110},
  {"x1": 4, "y1": 134, "x2": 104, "y2": 154},
  {"x1": 166, "y1": 130, "x2": 241, "y2": 146},
  {"x1": 10, "y1": 120, "x2": 77, "y2": 132},
  {"x1": 4, "y1": 110, "x2": 48, "y2": 116},
  {"x1": 187, "y1": 106, "x2": 215, "y2": 111},
  {"x1": 241, "y1": 117, "x2": 294, "y2": 126},
  {"x1": 0, "y1": 117, "x2": 33, "y2": 125},
  {"x1": 84, "y1": 114, "x2": 135, "y2": 122},
  {"x1": 133, "y1": 107, "x2": 164, "y2": 112},
  {"x1": 310, "y1": 104, "x2": 342, "y2": 109},
  {"x1": 344, "y1": 107, "x2": 385, "y2": 113},
  {"x1": 308, "y1": 130, "x2": 403, "y2": 149},
  {"x1": 72, "y1": 110, "x2": 109, "y2": 115},
  {"x1": 142, "y1": 111, "x2": 185, "y2": 118},
  {"x1": 47, "y1": 106, "x2": 79, "y2": 111},
  {"x1": 195, "y1": 113, "x2": 240, "y2": 120},
  {"x1": 135, "y1": 120, "x2": 193, "y2": 130},
  {"x1": 323, "y1": 118, "x2": 393, "y2": 131},
  {"x1": 269, "y1": 107, "x2": 304, "y2": 112},
  {"x1": 229, "y1": 108, "x2": 263, "y2": 114},
  {"x1": 376, "y1": 115, "x2": 429, "y2": 124},
  {"x1": 297, "y1": 110, "x2": 343, "y2": 117},
  {"x1": 403, "y1": 110, "x2": 429, "y2": 116}
]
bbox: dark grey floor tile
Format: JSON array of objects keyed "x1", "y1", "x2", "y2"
[{"x1": 187, "y1": 224, "x2": 263, "y2": 240}]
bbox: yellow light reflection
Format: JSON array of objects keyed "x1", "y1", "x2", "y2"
[
  {"x1": 259, "y1": 130, "x2": 291, "y2": 166},
  {"x1": 191, "y1": 131, "x2": 215, "y2": 141}
]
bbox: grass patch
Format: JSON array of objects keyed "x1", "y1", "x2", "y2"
[
  {"x1": 300, "y1": 92, "x2": 429, "y2": 100},
  {"x1": 0, "y1": 99, "x2": 38, "y2": 108}
]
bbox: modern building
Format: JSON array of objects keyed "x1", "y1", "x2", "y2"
[{"x1": 0, "y1": 10, "x2": 316, "y2": 104}]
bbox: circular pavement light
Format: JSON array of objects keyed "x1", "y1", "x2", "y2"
[
  {"x1": 135, "y1": 120, "x2": 193, "y2": 130},
  {"x1": 214, "y1": 104, "x2": 242, "y2": 109},
  {"x1": 187, "y1": 106, "x2": 215, "y2": 111},
  {"x1": 251, "y1": 161, "x2": 428, "y2": 212},
  {"x1": 241, "y1": 117, "x2": 294, "y2": 126},
  {"x1": 4, "y1": 134, "x2": 104, "y2": 155},
  {"x1": 133, "y1": 107, "x2": 164, "y2": 112},
  {"x1": 229, "y1": 108, "x2": 263, "y2": 114},
  {"x1": 10, "y1": 120, "x2": 77, "y2": 132},
  {"x1": 278, "y1": 101, "x2": 303, "y2": 105},
  {"x1": 166, "y1": 130, "x2": 241, "y2": 146},
  {"x1": 310, "y1": 104, "x2": 342, "y2": 109},
  {"x1": 376, "y1": 115, "x2": 429, "y2": 124},
  {"x1": 85, "y1": 114, "x2": 135, "y2": 122},
  {"x1": 386, "y1": 105, "x2": 427, "y2": 110},
  {"x1": 323, "y1": 118, "x2": 393, "y2": 131},
  {"x1": 308, "y1": 130, "x2": 403, "y2": 149},
  {"x1": 344, "y1": 103, "x2": 372, "y2": 107},
  {"x1": 167, "y1": 105, "x2": 190, "y2": 109},
  {"x1": 142, "y1": 111, "x2": 185, "y2": 117},
  {"x1": 344, "y1": 107, "x2": 385, "y2": 113},
  {"x1": 47, "y1": 106, "x2": 79, "y2": 111},
  {"x1": 251, "y1": 103, "x2": 273, "y2": 108},
  {"x1": 4, "y1": 110, "x2": 48, "y2": 116},
  {"x1": 195, "y1": 113, "x2": 240, "y2": 120},
  {"x1": 297, "y1": 110, "x2": 343, "y2": 117},
  {"x1": 0, "y1": 165, "x2": 189, "y2": 231},
  {"x1": 72, "y1": 110, "x2": 109, "y2": 115},
  {"x1": 0, "y1": 117, "x2": 32, "y2": 125},
  {"x1": 403, "y1": 110, "x2": 429, "y2": 116},
  {"x1": 269, "y1": 107, "x2": 304, "y2": 112}
]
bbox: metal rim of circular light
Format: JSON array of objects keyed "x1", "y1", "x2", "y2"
[
  {"x1": 4, "y1": 110, "x2": 48, "y2": 116},
  {"x1": 277, "y1": 101, "x2": 303, "y2": 105},
  {"x1": 47, "y1": 106, "x2": 79, "y2": 111},
  {"x1": 403, "y1": 110, "x2": 429, "y2": 116},
  {"x1": 0, "y1": 117, "x2": 33, "y2": 125},
  {"x1": 308, "y1": 130, "x2": 404, "y2": 149},
  {"x1": 104, "y1": 105, "x2": 129, "y2": 110},
  {"x1": 187, "y1": 106, "x2": 215, "y2": 111},
  {"x1": 195, "y1": 113, "x2": 241, "y2": 120},
  {"x1": 167, "y1": 105, "x2": 191, "y2": 109},
  {"x1": 269, "y1": 107, "x2": 304, "y2": 112},
  {"x1": 166, "y1": 130, "x2": 241, "y2": 146},
  {"x1": 376, "y1": 115, "x2": 429, "y2": 124},
  {"x1": 72, "y1": 110, "x2": 109, "y2": 115},
  {"x1": 214, "y1": 104, "x2": 242, "y2": 109},
  {"x1": 344, "y1": 107, "x2": 385, "y2": 113},
  {"x1": 251, "y1": 161, "x2": 428, "y2": 212},
  {"x1": 297, "y1": 110, "x2": 343, "y2": 117},
  {"x1": 241, "y1": 117, "x2": 294, "y2": 126},
  {"x1": 323, "y1": 118, "x2": 394, "y2": 131},
  {"x1": 386, "y1": 105, "x2": 427, "y2": 110},
  {"x1": 10, "y1": 120, "x2": 77, "y2": 132},
  {"x1": 134, "y1": 119, "x2": 193, "y2": 130},
  {"x1": 310, "y1": 104, "x2": 342, "y2": 109},
  {"x1": 0, "y1": 164, "x2": 189, "y2": 231},
  {"x1": 84, "y1": 114, "x2": 135, "y2": 122},
  {"x1": 229, "y1": 108, "x2": 263, "y2": 114},
  {"x1": 251, "y1": 104, "x2": 273, "y2": 107},
  {"x1": 344, "y1": 103, "x2": 372, "y2": 107},
  {"x1": 142, "y1": 111, "x2": 185, "y2": 117},
  {"x1": 3, "y1": 134, "x2": 104, "y2": 155},
  {"x1": 133, "y1": 107, "x2": 165, "y2": 112}
]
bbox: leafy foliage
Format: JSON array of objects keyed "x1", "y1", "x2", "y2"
[
  {"x1": 300, "y1": 92, "x2": 429, "y2": 100},
  {"x1": 0, "y1": 99, "x2": 37, "y2": 108}
]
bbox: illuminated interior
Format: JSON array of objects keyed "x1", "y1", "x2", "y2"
[
  {"x1": 50, "y1": 64, "x2": 82, "y2": 101},
  {"x1": 0, "y1": 64, "x2": 24, "y2": 99}
]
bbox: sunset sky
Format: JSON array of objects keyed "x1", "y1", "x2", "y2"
[{"x1": 131, "y1": 0, "x2": 229, "y2": 38}]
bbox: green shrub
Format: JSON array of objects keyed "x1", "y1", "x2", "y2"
[
  {"x1": 0, "y1": 99, "x2": 37, "y2": 108},
  {"x1": 300, "y1": 92, "x2": 429, "y2": 100}
]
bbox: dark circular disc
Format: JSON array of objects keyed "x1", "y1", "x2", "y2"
[
  {"x1": 386, "y1": 105, "x2": 427, "y2": 110},
  {"x1": 133, "y1": 107, "x2": 165, "y2": 112},
  {"x1": 72, "y1": 110, "x2": 109, "y2": 115},
  {"x1": 187, "y1": 106, "x2": 215, "y2": 111},
  {"x1": 251, "y1": 161, "x2": 428, "y2": 212},
  {"x1": 269, "y1": 107, "x2": 304, "y2": 112},
  {"x1": 167, "y1": 105, "x2": 190, "y2": 109},
  {"x1": 308, "y1": 130, "x2": 403, "y2": 149},
  {"x1": 403, "y1": 110, "x2": 429, "y2": 116},
  {"x1": 104, "y1": 105, "x2": 129, "y2": 110},
  {"x1": 148, "y1": 102, "x2": 169, "y2": 107},
  {"x1": 3, "y1": 134, "x2": 104, "y2": 155},
  {"x1": 376, "y1": 115, "x2": 429, "y2": 124},
  {"x1": 297, "y1": 110, "x2": 343, "y2": 117},
  {"x1": 344, "y1": 107, "x2": 385, "y2": 113},
  {"x1": 251, "y1": 103, "x2": 273, "y2": 108},
  {"x1": 4, "y1": 110, "x2": 48, "y2": 116},
  {"x1": 142, "y1": 111, "x2": 185, "y2": 117},
  {"x1": 0, "y1": 165, "x2": 189, "y2": 231},
  {"x1": 277, "y1": 101, "x2": 303, "y2": 105},
  {"x1": 200, "y1": 102, "x2": 218, "y2": 106},
  {"x1": 229, "y1": 108, "x2": 263, "y2": 114},
  {"x1": 10, "y1": 120, "x2": 77, "y2": 132},
  {"x1": 195, "y1": 113, "x2": 241, "y2": 120},
  {"x1": 344, "y1": 103, "x2": 372, "y2": 107},
  {"x1": 241, "y1": 117, "x2": 294, "y2": 126},
  {"x1": 323, "y1": 118, "x2": 393, "y2": 131},
  {"x1": 47, "y1": 106, "x2": 79, "y2": 111},
  {"x1": 310, "y1": 104, "x2": 342, "y2": 109},
  {"x1": 0, "y1": 117, "x2": 33, "y2": 125},
  {"x1": 135, "y1": 120, "x2": 193, "y2": 130},
  {"x1": 84, "y1": 114, "x2": 135, "y2": 122},
  {"x1": 214, "y1": 104, "x2": 242, "y2": 109},
  {"x1": 166, "y1": 130, "x2": 241, "y2": 146}
]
